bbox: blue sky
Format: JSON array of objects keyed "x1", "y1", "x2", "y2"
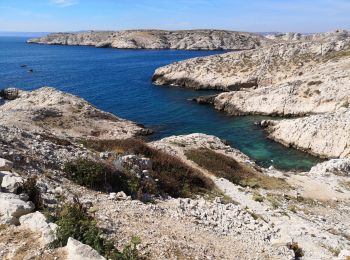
[{"x1": 1, "y1": 0, "x2": 350, "y2": 33}]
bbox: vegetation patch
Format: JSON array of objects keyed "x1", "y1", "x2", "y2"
[
  {"x1": 252, "y1": 193, "x2": 264, "y2": 202},
  {"x1": 63, "y1": 159, "x2": 130, "y2": 193},
  {"x1": 51, "y1": 202, "x2": 141, "y2": 260},
  {"x1": 66, "y1": 139, "x2": 218, "y2": 198},
  {"x1": 185, "y1": 148, "x2": 289, "y2": 190}
]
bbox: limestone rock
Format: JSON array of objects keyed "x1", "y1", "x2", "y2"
[
  {"x1": 0, "y1": 158, "x2": 13, "y2": 171},
  {"x1": 0, "y1": 87, "x2": 148, "y2": 140},
  {"x1": 27, "y1": 30, "x2": 270, "y2": 51},
  {"x1": 19, "y1": 211, "x2": 57, "y2": 244},
  {"x1": 265, "y1": 110, "x2": 350, "y2": 158},
  {"x1": 0, "y1": 192, "x2": 34, "y2": 225},
  {"x1": 66, "y1": 237, "x2": 106, "y2": 260},
  {"x1": 0, "y1": 171, "x2": 24, "y2": 193}
]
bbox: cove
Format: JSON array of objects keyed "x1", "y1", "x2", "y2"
[{"x1": 0, "y1": 37, "x2": 322, "y2": 171}]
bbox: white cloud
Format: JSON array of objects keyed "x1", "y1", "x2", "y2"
[{"x1": 51, "y1": 0, "x2": 79, "y2": 7}]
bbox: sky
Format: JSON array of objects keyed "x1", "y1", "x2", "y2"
[{"x1": 0, "y1": 0, "x2": 350, "y2": 33}]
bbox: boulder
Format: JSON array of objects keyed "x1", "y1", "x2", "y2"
[
  {"x1": 0, "y1": 158, "x2": 13, "y2": 171},
  {"x1": 66, "y1": 237, "x2": 106, "y2": 260},
  {"x1": 0, "y1": 192, "x2": 34, "y2": 225},
  {"x1": 19, "y1": 211, "x2": 57, "y2": 244},
  {"x1": 0, "y1": 171, "x2": 24, "y2": 193}
]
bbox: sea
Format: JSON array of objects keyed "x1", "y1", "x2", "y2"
[{"x1": 0, "y1": 36, "x2": 321, "y2": 171}]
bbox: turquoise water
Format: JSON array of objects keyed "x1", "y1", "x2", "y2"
[{"x1": 0, "y1": 37, "x2": 321, "y2": 171}]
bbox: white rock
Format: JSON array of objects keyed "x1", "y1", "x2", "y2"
[
  {"x1": 109, "y1": 192, "x2": 117, "y2": 200},
  {"x1": 66, "y1": 237, "x2": 106, "y2": 260},
  {"x1": 0, "y1": 192, "x2": 34, "y2": 225},
  {"x1": 0, "y1": 171, "x2": 23, "y2": 193},
  {"x1": 0, "y1": 158, "x2": 13, "y2": 171},
  {"x1": 309, "y1": 159, "x2": 350, "y2": 176},
  {"x1": 116, "y1": 191, "x2": 127, "y2": 200},
  {"x1": 19, "y1": 211, "x2": 57, "y2": 244}
]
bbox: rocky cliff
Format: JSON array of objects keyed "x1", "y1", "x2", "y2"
[
  {"x1": 263, "y1": 110, "x2": 350, "y2": 159},
  {"x1": 27, "y1": 30, "x2": 270, "y2": 50}
]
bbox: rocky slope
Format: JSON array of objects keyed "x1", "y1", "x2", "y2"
[
  {"x1": 27, "y1": 30, "x2": 270, "y2": 50},
  {"x1": 153, "y1": 29, "x2": 350, "y2": 91},
  {"x1": 0, "y1": 87, "x2": 150, "y2": 140},
  {"x1": 0, "y1": 87, "x2": 350, "y2": 259}
]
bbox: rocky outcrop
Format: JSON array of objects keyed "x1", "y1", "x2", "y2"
[
  {"x1": 27, "y1": 30, "x2": 269, "y2": 51},
  {"x1": 0, "y1": 171, "x2": 24, "y2": 193},
  {"x1": 153, "y1": 30, "x2": 350, "y2": 91},
  {"x1": 309, "y1": 159, "x2": 350, "y2": 177},
  {"x1": 66, "y1": 237, "x2": 106, "y2": 260},
  {"x1": 19, "y1": 211, "x2": 57, "y2": 244},
  {"x1": 0, "y1": 87, "x2": 149, "y2": 140},
  {"x1": 0, "y1": 158, "x2": 13, "y2": 171},
  {"x1": 264, "y1": 110, "x2": 350, "y2": 158},
  {"x1": 0, "y1": 192, "x2": 35, "y2": 224},
  {"x1": 212, "y1": 56, "x2": 350, "y2": 116}
]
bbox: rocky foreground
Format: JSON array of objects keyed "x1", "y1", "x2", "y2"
[
  {"x1": 153, "y1": 29, "x2": 350, "y2": 159},
  {"x1": 27, "y1": 30, "x2": 270, "y2": 50},
  {"x1": 0, "y1": 87, "x2": 349, "y2": 259}
]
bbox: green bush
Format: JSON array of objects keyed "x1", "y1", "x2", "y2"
[
  {"x1": 63, "y1": 159, "x2": 130, "y2": 193},
  {"x1": 52, "y1": 202, "x2": 141, "y2": 259}
]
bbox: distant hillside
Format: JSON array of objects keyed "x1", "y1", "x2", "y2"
[{"x1": 27, "y1": 30, "x2": 272, "y2": 50}]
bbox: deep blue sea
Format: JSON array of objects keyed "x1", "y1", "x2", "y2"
[{"x1": 0, "y1": 37, "x2": 321, "y2": 171}]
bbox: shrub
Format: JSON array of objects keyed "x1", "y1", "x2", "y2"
[
  {"x1": 52, "y1": 202, "x2": 141, "y2": 259},
  {"x1": 185, "y1": 148, "x2": 289, "y2": 190},
  {"x1": 77, "y1": 139, "x2": 216, "y2": 198},
  {"x1": 63, "y1": 159, "x2": 130, "y2": 193}
]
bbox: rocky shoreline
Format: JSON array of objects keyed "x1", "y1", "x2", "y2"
[
  {"x1": 153, "y1": 29, "x2": 350, "y2": 159},
  {"x1": 26, "y1": 29, "x2": 270, "y2": 51},
  {"x1": 0, "y1": 87, "x2": 349, "y2": 259}
]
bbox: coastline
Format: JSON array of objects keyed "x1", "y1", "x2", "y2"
[{"x1": 0, "y1": 86, "x2": 349, "y2": 259}]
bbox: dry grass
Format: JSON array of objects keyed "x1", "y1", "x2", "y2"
[{"x1": 185, "y1": 148, "x2": 289, "y2": 190}]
